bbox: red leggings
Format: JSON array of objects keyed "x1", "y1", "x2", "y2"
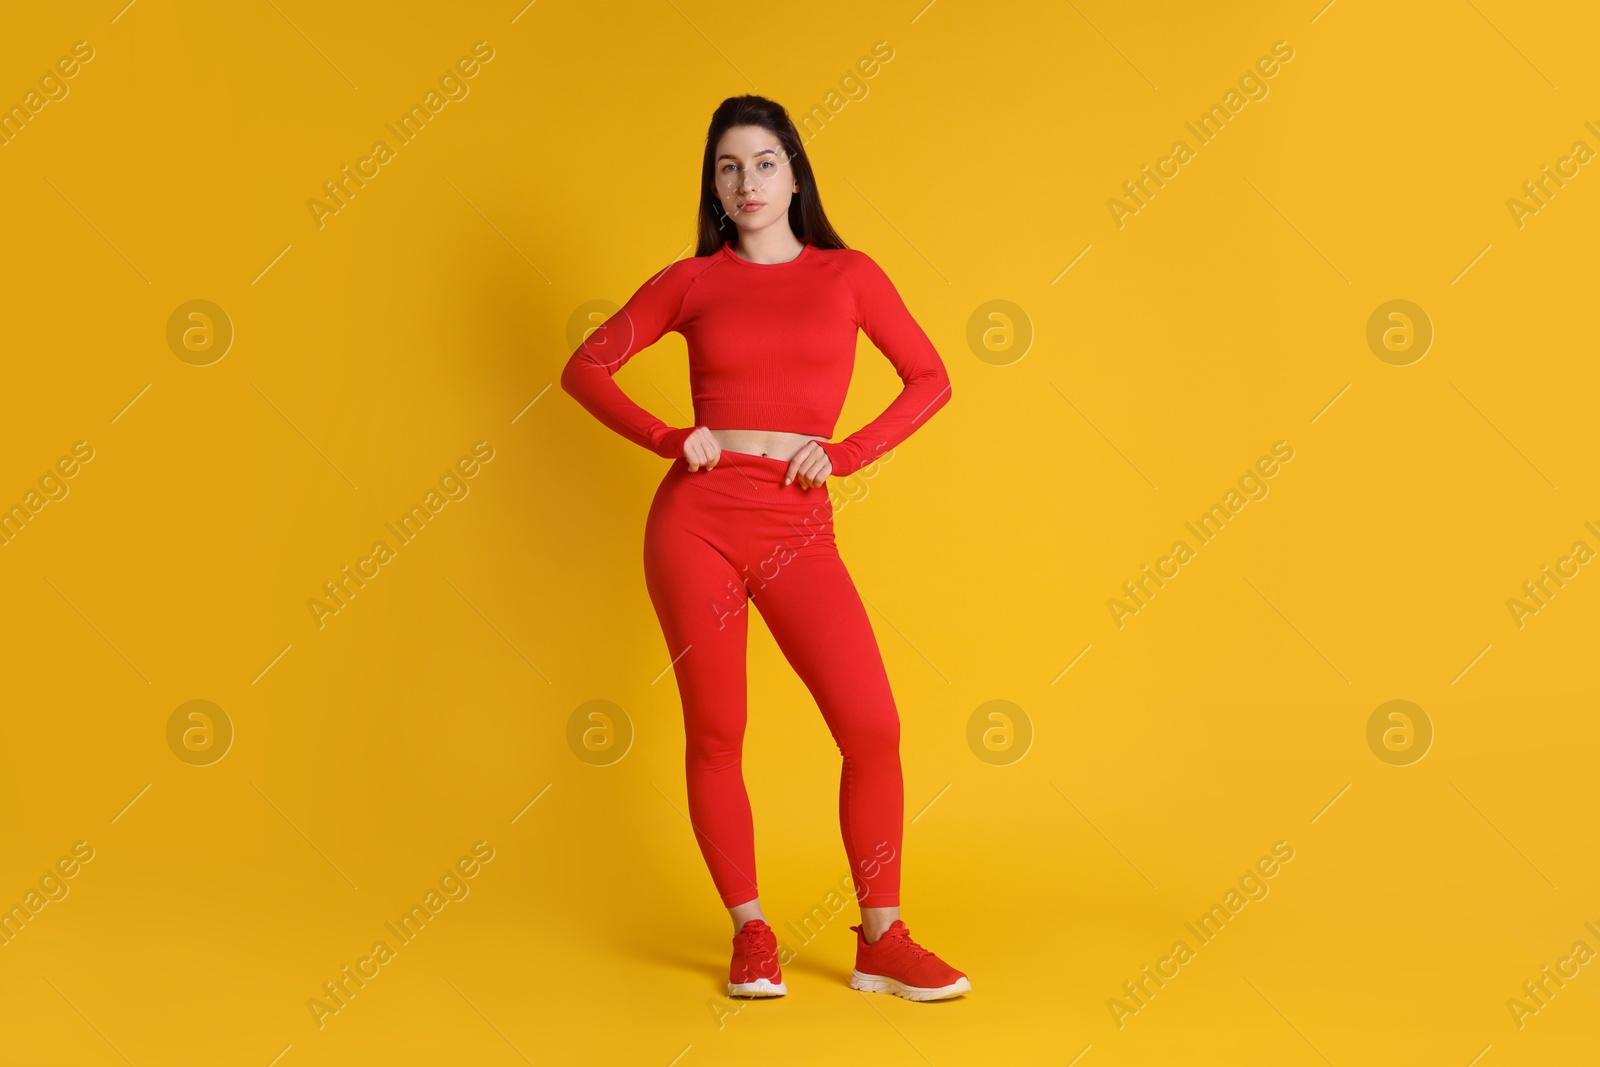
[{"x1": 642, "y1": 449, "x2": 903, "y2": 909}]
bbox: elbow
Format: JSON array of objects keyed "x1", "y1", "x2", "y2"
[
  {"x1": 900, "y1": 361, "x2": 950, "y2": 427},
  {"x1": 559, "y1": 353, "x2": 585, "y2": 398},
  {"x1": 562, "y1": 336, "x2": 626, "y2": 398},
  {"x1": 927, "y1": 366, "x2": 953, "y2": 417}
]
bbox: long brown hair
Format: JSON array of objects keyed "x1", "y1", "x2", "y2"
[{"x1": 693, "y1": 95, "x2": 848, "y2": 258}]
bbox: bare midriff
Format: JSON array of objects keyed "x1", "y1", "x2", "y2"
[{"x1": 708, "y1": 428, "x2": 829, "y2": 463}]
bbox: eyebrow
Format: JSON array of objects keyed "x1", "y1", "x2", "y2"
[{"x1": 715, "y1": 148, "x2": 779, "y2": 162}]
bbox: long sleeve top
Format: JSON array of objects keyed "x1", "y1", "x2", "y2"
[{"x1": 559, "y1": 241, "x2": 952, "y2": 477}]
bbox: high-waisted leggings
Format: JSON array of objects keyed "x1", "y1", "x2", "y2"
[{"x1": 642, "y1": 448, "x2": 903, "y2": 909}]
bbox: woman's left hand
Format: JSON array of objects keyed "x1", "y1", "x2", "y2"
[{"x1": 785, "y1": 441, "x2": 833, "y2": 490}]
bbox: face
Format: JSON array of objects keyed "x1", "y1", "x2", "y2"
[{"x1": 712, "y1": 125, "x2": 799, "y2": 239}]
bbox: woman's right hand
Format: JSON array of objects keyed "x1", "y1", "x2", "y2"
[{"x1": 683, "y1": 426, "x2": 722, "y2": 472}]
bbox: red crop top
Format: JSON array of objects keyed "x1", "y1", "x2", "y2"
[{"x1": 559, "y1": 241, "x2": 952, "y2": 477}]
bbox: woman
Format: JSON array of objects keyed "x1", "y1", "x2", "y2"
[{"x1": 560, "y1": 95, "x2": 968, "y2": 1002}]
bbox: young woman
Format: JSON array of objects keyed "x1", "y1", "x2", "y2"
[{"x1": 561, "y1": 95, "x2": 969, "y2": 1002}]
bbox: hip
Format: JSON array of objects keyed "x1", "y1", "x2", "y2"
[{"x1": 645, "y1": 449, "x2": 836, "y2": 557}]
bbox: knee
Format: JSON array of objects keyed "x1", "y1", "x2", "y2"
[
  {"x1": 838, "y1": 709, "x2": 900, "y2": 760},
  {"x1": 685, "y1": 714, "x2": 745, "y2": 769}
]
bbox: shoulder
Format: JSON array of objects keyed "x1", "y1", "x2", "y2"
[
  {"x1": 812, "y1": 245, "x2": 873, "y2": 272},
  {"x1": 650, "y1": 251, "x2": 722, "y2": 284},
  {"x1": 818, "y1": 247, "x2": 903, "y2": 310},
  {"x1": 808, "y1": 245, "x2": 885, "y2": 291},
  {"x1": 828, "y1": 246, "x2": 893, "y2": 284},
  {"x1": 629, "y1": 252, "x2": 719, "y2": 305}
]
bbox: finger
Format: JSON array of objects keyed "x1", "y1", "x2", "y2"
[
  {"x1": 688, "y1": 436, "x2": 718, "y2": 472},
  {"x1": 790, "y1": 442, "x2": 823, "y2": 487},
  {"x1": 696, "y1": 428, "x2": 719, "y2": 470},
  {"x1": 805, "y1": 455, "x2": 828, "y2": 489}
]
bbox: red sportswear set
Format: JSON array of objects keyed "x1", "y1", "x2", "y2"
[{"x1": 561, "y1": 240, "x2": 952, "y2": 909}]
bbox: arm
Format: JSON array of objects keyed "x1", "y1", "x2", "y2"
[
  {"x1": 817, "y1": 251, "x2": 953, "y2": 477},
  {"x1": 559, "y1": 259, "x2": 700, "y2": 459}
]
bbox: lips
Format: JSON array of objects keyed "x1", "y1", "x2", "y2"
[{"x1": 741, "y1": 201, "x2": 764, "y2": 211}]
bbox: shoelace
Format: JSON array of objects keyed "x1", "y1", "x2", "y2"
[
  {"x1": 735, "y1": 924, "x2": 776, "y2": 955},
  {"x1": 877, "y1": 925, "x2": 934, "y2": 960},
  {"x1": 734, "y1": 924, "x2": 780, "y2": 980}
]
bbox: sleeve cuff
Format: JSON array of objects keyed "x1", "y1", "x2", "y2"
[
  {"x1": 649, "y1": 424, "x2": 696, "y2": 459},
  {"x1": 818, "y1": 440, "x2": 860, "y2": 477}
]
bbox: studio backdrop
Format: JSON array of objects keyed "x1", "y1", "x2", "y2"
[{"x1": 2, "y1": 1, "x2": 1596, "y2": 1064}]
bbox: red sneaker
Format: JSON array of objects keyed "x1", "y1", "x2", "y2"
[
  {"x1": 729, "y1": 918, "x2": 787, "y2": 997},
  {"x1": 849, "y1": 920, "x2": 971, "y2": 1001}
]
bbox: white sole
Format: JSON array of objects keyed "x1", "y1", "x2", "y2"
[
  {"x1": 728, "y1": 977, "x2": 787, "y2": 997},
  {"x1": 850, "y1": 969, "x2": 970, "y2": 1001}
]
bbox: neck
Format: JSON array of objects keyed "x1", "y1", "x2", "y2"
[{"x1": 731, "y1": 228, "x2": 804, "y2": 264}]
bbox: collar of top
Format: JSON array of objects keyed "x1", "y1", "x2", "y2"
[{"x1": 720, "y1": 241, "x2": 812, "y2": 268}]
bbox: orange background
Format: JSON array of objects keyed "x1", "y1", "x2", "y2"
[{"x1": 2, "y1": 1, "x2": 1597, "y2": 1064}]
